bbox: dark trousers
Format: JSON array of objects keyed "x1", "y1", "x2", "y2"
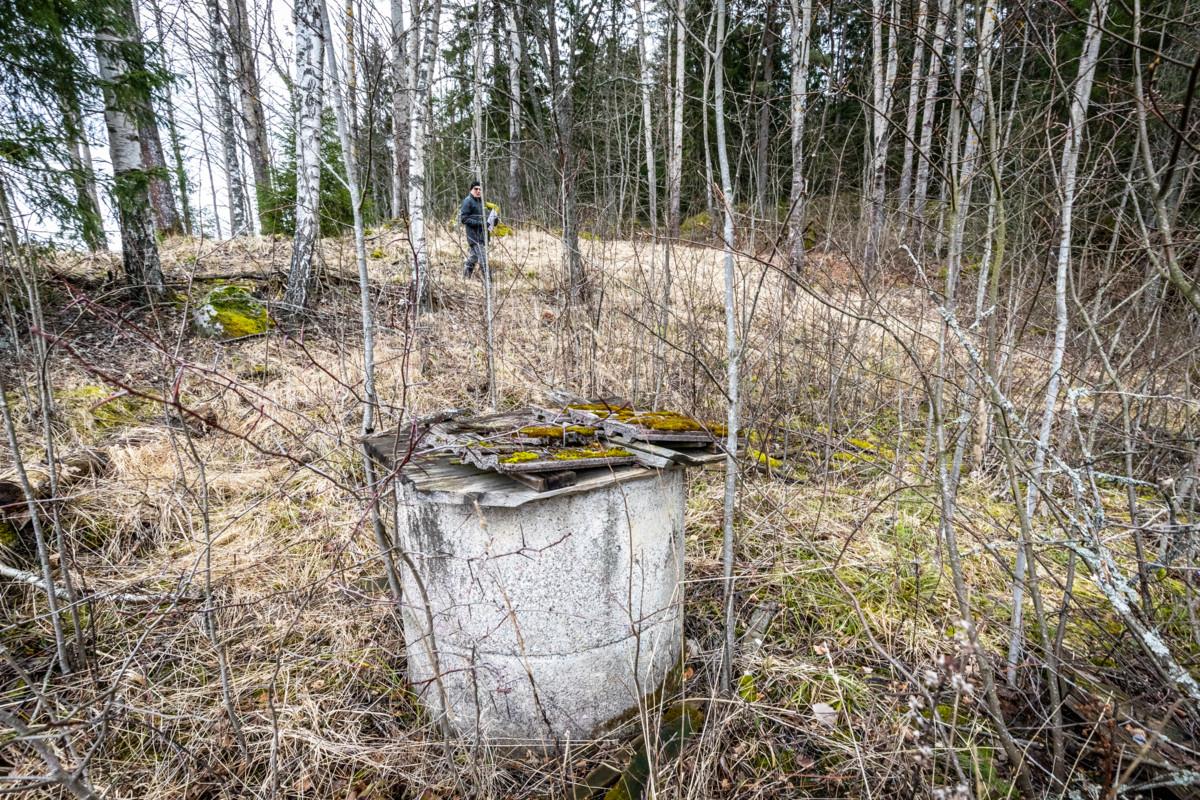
[{"x1": 464, "y1": 227, "x2": 487, "y2": 275}]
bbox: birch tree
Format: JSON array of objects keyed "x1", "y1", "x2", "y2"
[
  {"x1": 283, "y1": 0, "x2": 324, "y2": 310},
  {"x1": 910, "y1": 0, "x2": 950, "y2": 244},
  {"x1": 407, "y1": 0, "x2": 442, "y2": 310},
  {"x1": 390, "y1": 0, "x2": 409, "y2": 218},
  {"x1": 863, "y1": 0, "x2": 899, "y2": 275},
  {"x1": 506, "y1": 7, "x2": 522, "y2": 215},
  {"x1": 205, "y1": 0, "x2": 250, "y2": 236},
  {"x1": 896, "y1": 0, "x2": 930, "y2": 226},
  {"x1": 228, "y1": 0, "x2": 273, "y2": 229},
  {"x1": 714, "y1": 0, "x2": 740, "y2": 695},
  {"x1": 95, "y1": 0, "x2": 163, "y2": 297},
  {"x1": 787, "y1": 0, "x2": 812, "y2": 275},
  {"x1": 1006, "y1": 0, "x2": 1110, "y2": 682},
  {"x1": 546, "y1": 0, "x2": 585, "y2": 302}
]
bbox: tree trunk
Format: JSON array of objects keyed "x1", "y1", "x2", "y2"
[
  {"x1": 911, "y1": 0, "x2": 950, "y2": 245},
  {"x1": 635, "y1": 0, "x2": 658, "y2": 238},
  {"x1": 228, "y1": 0, "x2": 273, "y2": 230},
  {"x1": 896, "y1": 0, "x2": 930, "y2": 230},
  {"x1": 863, "y1": 0, "x2": 899, "y2": 275},
  {"x1": 147, "y1": 0, "x2": 194, "y2": 236},
  {"x1": 59, "y1": 88, "x2": 105, "y2": 252},
  {"x1": 95, "y1": 2, "x2": 164, "y2": 298},
  {"x1": 205, "y1": 0, "x2": 250, "y2": 237},
  {"x1": 787, "y1": 0, "x2": 812, "y2": 275},
  {"x1": 506, "y1": 6, "x2": 522, "y2": 215},
  {"x1": 753, "y1": 0, "x2": 777, "y2": 229},
  {"x1": 408, "y1": 0, "x2": 443, "y2": 310},
  {"x1": 714, "y1": 0, "x2": 740, "y2": 696},
  {"x1": 284, "y1": 0, "x2": 325, "y2": 310},
  {"x1": 1006, "y1": 0, "x2": 1110, "y2": 683},
  {"x1": 390, "y1": 0, "x2": 410, "y2": 218},
  {"x1": 547, "y1": 0, "x2": 584, "y2": 303}
]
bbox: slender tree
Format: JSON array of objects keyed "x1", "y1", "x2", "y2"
[
  {"x1": 228, "y1": 0, "x2": 274, "y2": 228},
  {"x1": 1006, "y1": 0, "x2": 1110, "y2": 683},
  {"x1": 407, "y1": 0, "x2": 442, "y2": 310},
  {"x1": 787, "y1": 0, "x2": 812, "y2": 275},
  {"x1": 95, "y1": 0, "x2": 164, "y2": 297},
  {"x1": 204, "y1": 0, "x2": 250, "y2": 236},
  {"x1": 714, "y1": 0, "x2": 740, "y2": 696},
  {"x1": 284, "y1": 0, "x2": 325, "y2": 310},
  {"x1": 863, "y1": 0, "x2": 899, "y2": 274},
  {"x1": 390, "y1": 0, "x2": 410, "y2": 218}
]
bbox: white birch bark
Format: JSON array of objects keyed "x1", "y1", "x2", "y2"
[
  {"x1": 284, "y1": 0, "x2": 324, "y2": 310},
  {"x1": 228, "y1": 0, "x2": 272, "y2": 228},
  {"x1": 667, "y1": 0, "x2": 685, "y2": 241},
  {"x1": 788, "y1": 0, "x2": 812, "y2": 274},
  {"x1": 408, "y1": 0, "x2": 442, "y2": 310},
  {"x1": 95, "y1": 19, "x2": 163, "y2": 297},
  {"x1": 714, "y1": 0, "x2": 740, "y2": 695},
  {"x1": 1006, "y1": 0, "x2": 1110, "y2": 682},
  {"x1": 944, "y1": 0, "x2": 998, "y2": 307},
  {"x1": 864, "y1": 0, "x2": 899, "y2": 274},
  {"x1": 205, "y1": 0, "x2": 250, "y2": 237},
  {"x1": 911, "y1": 0, "x2": 950, "y2": 242},
  {"x1": 896, "y1": 0, "x2": 930, "y2": 226},
  {"x1": 635, "y1": 0, "x2": 658, "y2": 241},
  {"x1": 506, "y1": 7, "x2": 522, "y2": 214},
  {"x1": 390, "y1": 0, "x2": 410, "y2": 218}
]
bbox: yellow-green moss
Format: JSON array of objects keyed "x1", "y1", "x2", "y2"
[
  {"x1": 518, "y1": 424, "x2": 596, "y2": 438},
  {"x1": 553, "y1": 446, "x2": 632, "y2": 461},
  {"x1": 58, "y1": 385, "x2": 156, "y2": 431},
  {"x1": 194, "y1": 284, "x2": 272, "y2": 339},
  {"x1": 748, "y1": 449, "x2": 783, "y2": 469},
  {"x1": 501, "y1": 451, "x2": 540, "y2": 464}
]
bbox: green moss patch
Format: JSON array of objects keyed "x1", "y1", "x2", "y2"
[{"x1": 194, "y1": 284, "x2": 272, "y2": 339}]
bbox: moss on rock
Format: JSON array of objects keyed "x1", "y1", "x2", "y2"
[{"x1": 194, "y1": 284, "x2": 272, "y2": 339}]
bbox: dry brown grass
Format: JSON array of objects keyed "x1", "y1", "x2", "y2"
[{"x1": 2, "y1": 226, "x2": 1196, "y2": 798}]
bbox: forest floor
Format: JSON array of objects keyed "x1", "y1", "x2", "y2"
[{"x1": 3, "y1": 225, "x2": 1198, "y2": 798}]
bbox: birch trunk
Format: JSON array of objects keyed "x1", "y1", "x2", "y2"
[
  {"x1": 863, "y1": 0, "x2": 899, "y2": 275},
  {"x1": 714, "y1": 0, "x2": 740, "y2": 696},
  {"x1": 148, "y1": 0, "x2": 193, "y2": 235},
  {"x1": 228, "y1": 0, "x2": 273, "y2": 229},
  {"x1": 753, "y1": 0, "x2": 777, "y2": 228},
  {"x1": 896, "y1": 0, "x2": 930, "y2": 228},
  {"x1": 635, "y1": 0, "x2": 658, "y2": 240},
  {"x1": 506, "y1": 8, "x2": 521, "y2": 215},
  {"x1": 95, "y1": 9, "x2": 164, "y2": 297},
  {"x1": 944, "y1": 0, "x2": 997, "y2": 308},
  {"x1": 205, "y1": 0, "x2": 250, "y2": 237},
  {"x1": 911, "y1": 0, "x2": 950, "y2": 244},
  {"x1": 284, "y1": 0, "x2": 324, "y2": 310},
  {"x1": 547, "y1": 0, "x2": 584, "y2": 302},
  {"x1": 787, "y1": 0, "x2": 812, "y2": 275},
  {"x1": 1006, "y1": 0, "x2": 1110, "y2": 682},
  {"x1": 654, "y1": 0, "x2": 686, "y2": 399},
  {"x1": 390, "y1": 0, "x2": 410, "y2": 218},
  {"x1": 408, "y1": 0, "x2": 442, "y2": 310},
  {"x1": 59, "y1": 89, "x2": 105, "y2": 252}
]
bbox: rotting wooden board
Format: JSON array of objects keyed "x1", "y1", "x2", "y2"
[
  {"x1": 506, "y1": 469, "x2": 578, "y2": 492},
  {"x1": 609, "y1": 436, "x2": 728, "y2": 466},
  {"x1": 398, "y1": 456, "x2": 664, "y2": 508}
]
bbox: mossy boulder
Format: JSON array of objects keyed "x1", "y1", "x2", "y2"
[{"x1": 194, "y1": 284, "x2": 272, "y2": 339}]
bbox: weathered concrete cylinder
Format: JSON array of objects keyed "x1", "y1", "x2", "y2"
[{"x1": 397, "y1": 468, "x2": 685, "y2": 745}]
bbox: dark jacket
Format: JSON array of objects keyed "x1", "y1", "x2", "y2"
[{"x1": 460, "y1": 194, "x2": 485, "y2": 242}]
